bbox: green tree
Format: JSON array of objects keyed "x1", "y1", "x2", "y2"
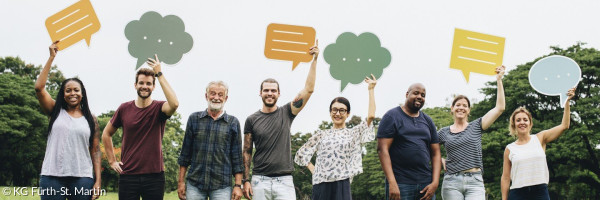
[
  {"x1": 471, "y1": 43, "x2": 600, "y2": 198},
  {"x1": 0, "y1": 56, "x2": 65, "y2": 186}
]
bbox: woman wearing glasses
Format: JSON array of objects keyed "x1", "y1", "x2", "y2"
[{"x1": 294, "y1": 74, "x2": 377, "y2": 200}]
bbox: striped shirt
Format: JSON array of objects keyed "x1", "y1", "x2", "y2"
[
  {"x1": 177, "y1": 110, "x2": 244, "y2": 191},
  {"x1": 438, "y1": 118, "x2": 484, "y2": 175}
]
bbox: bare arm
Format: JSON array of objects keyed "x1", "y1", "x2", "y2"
[
  {"x1": 290, "y1": 41, "x2": 319, "y2": 116},
  {"x1": 481, "y1": 65, "x2": 506, "y2": 130},
  {"x1": 420, "y1": 143, "x2": 441, "y2": 200},
  {"x1": 378, "y1": 138, "x2": 400, "y2": 200},
  {"x1": 307, "y1": 162, "x2": 315, "y2": 174},
  {"x1": 146, "y1": 54, "x2": 179, "y2": 116},
  {"x1": 102, "y1": 122, "x2": 123, "y2": 173},
  {"x1": 501, "y1": 148, "x2": 512, "y2": 200},
  {"x1": 35, "y1": 41, "x2": 59, "y2": 115},
  {"x1": 365, "y1": 74, "x2": 377, "y2": 125},
  {"x1": 177, "y1": 166, "x2": 187, "y2": 200},
  {"x1": 539, "y1": 88, "x2": 575, "y2": 145},
  {"x1": 242, "y1": 133, "x2": 254, "y2": 199},
  {"x1": 90, "y1": 117, "x2": 102, "y2": 199}
]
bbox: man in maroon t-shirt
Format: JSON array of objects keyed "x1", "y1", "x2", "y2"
[{"x1": 102, "y1": 55, "x2": 179, "y2": 200}]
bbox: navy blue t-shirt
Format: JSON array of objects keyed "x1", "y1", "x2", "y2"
[{"x1": 377, "y1": 106, "x2": 439, "y2": 184}]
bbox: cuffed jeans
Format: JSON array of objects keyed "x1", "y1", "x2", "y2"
[
  {"x1": 39, "y1": 175, "x2": 94, "y2": 200},
  {"x1": 185, "y1": 181, "x2": 231, "y2": 200},
  {"x1": 441, "y1": 171, "x2": 485, "y2": 200},
  {"x1": 385, "y1": 181, "x2": 436, "y2": 200},
  {"x1": 252, "y1": 174, "x2": 296, "y2": 200}
]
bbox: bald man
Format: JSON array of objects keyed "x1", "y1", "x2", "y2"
[{"x1": 377, "y1": 83, "x2": 441, "y2": 200}]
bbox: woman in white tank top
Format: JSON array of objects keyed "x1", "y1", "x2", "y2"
[
  {"x1": 500, "y1": 88, "x2": 576, "y2": 200},
  {"x1": 34, "y1": 41, "x2": 102, "y2": 200}
]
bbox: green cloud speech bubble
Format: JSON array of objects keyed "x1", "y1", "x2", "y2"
[
  {"x1": 324, "y1": 32, "x2": 391, "y2": 91},
  {"x1": 125, "y1": 11, "x2": 193, "y2": 69}
]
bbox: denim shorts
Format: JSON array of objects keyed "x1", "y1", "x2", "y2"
[{"x1": 252, "y1": 174, "x2": 296, "y2": 200}]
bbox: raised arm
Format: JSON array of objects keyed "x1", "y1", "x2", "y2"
[
  {"x1": 290, "y1": 40, "x2": 319, "y2": 116},
  {"x1": 539, "y1": 88, "x2": 575, "y2": 145},
  {"x1": 146, "y1": 54, "x2": 179, "y2": 116},
  {"x1": 102, "y1": 122, "x2": 122, "y2": 174},
  {"x1": 481, "y1": 65, "x2": 506, "y2": 130},
  {"x1": 34, "y1": 41, "x2": 59, "y2": 115},
  {"x1": 378, "y1": 138, "x2": 400, "y2": 200},
  {"x1": 90, "y1": 117, "x2": 102, "y2": 200},
  {"x1": 365, "y1": 74, "x2": 377, "y2": 125},
  {"x1": 501, "y1": 148, "x2": 512, "y2": 200}
]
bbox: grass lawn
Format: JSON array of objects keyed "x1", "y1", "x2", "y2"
[{"x1": 1, "y1": 187, "x2": 180, "y2": 200}]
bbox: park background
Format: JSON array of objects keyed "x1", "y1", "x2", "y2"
[{"x1": 1, "y1": 0, "x2": 599, "y2": 199}]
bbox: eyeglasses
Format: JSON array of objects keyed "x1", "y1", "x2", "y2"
[{"x1": 331, "y1": 108, "x2": 347, "y2": 114}]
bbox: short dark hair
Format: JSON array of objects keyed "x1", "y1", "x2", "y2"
[
  {"x1": 452, "y1": 95, "x2": 471, "y2": 108},
  {"x1": 135, "y1": 68, "x2": 156, "y2": 85},
  {"x1": 329, "y1": 97, "x2": 351, "y2": 113},
  {"x1": 260, "y1": 78, "x2": 279, "y2": 91}
]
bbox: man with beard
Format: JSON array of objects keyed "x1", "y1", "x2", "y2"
[
  {"x1": 242, "y1": 42, "x2": 319, "y2": 200},
  {"x1": 102, "y1": 55, "x2": 179, "y2": 200},
  {"x1": 377, "y1": 83, "x2": 441, "y2": 200},
  {"x1": 176, "y1": 81, "x2": 244, "y2": 200}
]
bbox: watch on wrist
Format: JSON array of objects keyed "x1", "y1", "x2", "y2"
[
  {"x1": 155, "y1": 71, "x2": 163, "y2": 77},
  {"x1": 242, "y1": 179, "x2": 250, "y2": 184},
  {"x1": 234, "y1": 184, "x2": 242, "y2": 188}
]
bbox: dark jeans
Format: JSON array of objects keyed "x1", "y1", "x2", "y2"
[
  {"x1": 508, "y1": 184, "x2": 550, "y2": 200},
  {"x1": 312, "y1": 178, "x2": 352, "y2": 200},
  {"x1": 385, "y1": 181, "x2": 436, "y2": 200},
  {"x1": 119, "y1": 172, "x2": 165, "y2": 200},
  {"x1": 39, "y1": 175, "x2": 94, "y2": 200}
]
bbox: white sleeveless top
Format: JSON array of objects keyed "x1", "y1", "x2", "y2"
[
  {"x1": 41, "y1": 109, "x2": 93, "y2": 178},
  {"x1": 507, "y1": 135, "x2": 549, "y2": 189}
]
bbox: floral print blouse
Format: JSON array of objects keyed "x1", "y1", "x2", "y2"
[{"x1": 294, "y1": 121, "x2": 375, "y2": 185}]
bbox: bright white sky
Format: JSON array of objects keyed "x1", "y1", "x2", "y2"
[{"x1": 2, "y1": 0, "x2": 599, "y2": 134}]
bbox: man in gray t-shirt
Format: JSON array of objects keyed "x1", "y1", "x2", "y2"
[{"x1": 242, "y1": 43, "x2": 319, "y2": 200}]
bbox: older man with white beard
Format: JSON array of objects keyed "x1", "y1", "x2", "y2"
[{"x1": 177, "y1": 81, "x2": 244, "y2": 200}]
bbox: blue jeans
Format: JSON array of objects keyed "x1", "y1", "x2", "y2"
[
  {"x1": 252, "y1": 175, "x2": 296, "y2": 200},
  {"x1": 186, "y1": 181, "x2": 231, "y2": 200},
  {"x1": 39, "y1": 175, "x2": 94, "y2": 200},
  {"x1": 441, "y1": 172, "x2": 485, "y2": 200},
  {"x1": 385, "y1": 181, "x2": 436, "y2": 200},
  {"x1": 508, "y1": 184, "x2": 549, "y2": 200}
]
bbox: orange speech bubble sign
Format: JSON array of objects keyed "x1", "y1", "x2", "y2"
[
  {"x1": 264, "y1": 23, "x2": 316, "y2": 70},
  {"x1": 45, "y1": 0, "x2": 101, "y2": 50}
]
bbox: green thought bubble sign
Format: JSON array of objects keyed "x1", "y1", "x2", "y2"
[
  {"x1": 324, "y1": 32, "x2": 391, "y2": 91},
  {"x1": 125, "y1": 11, "x2": 193, "y2": 69}
]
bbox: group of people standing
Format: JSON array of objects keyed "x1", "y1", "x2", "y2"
[{"x1": 35, "y1": 40, "x2": 577, "y2": 200}]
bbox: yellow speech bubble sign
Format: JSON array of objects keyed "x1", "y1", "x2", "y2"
[
  {"x1": 264, "y1": 23, "x2": 316, "y2": 70},
  {"x1": 45, "y1": 0, "x2": 101, "y2": 50},
  {"x1": 450, "y1": 28, "x2": 505, "y2": 82}
]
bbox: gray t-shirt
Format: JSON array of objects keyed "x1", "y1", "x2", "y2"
[
  {"x1": 244, "y1": 103, "x2": 295, "y2": 176},
  {"x1": 438, "y1": 117, "x2": 484, "y2": 175}
]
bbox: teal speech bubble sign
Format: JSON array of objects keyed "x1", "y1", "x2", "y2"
[
  {"x1": 324, "y1": 32, "x2": 391, "y2": 91},
  {"x1": 528, "y1": 55, "x2": 581, "y2": 107},
  {"x1": 125, "y1": 11, "x2": 193, "y2": 69}
]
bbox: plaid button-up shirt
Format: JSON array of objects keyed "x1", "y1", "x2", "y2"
[{"x1": 177, "y1": 110, "x2": 244, "y2": 190}]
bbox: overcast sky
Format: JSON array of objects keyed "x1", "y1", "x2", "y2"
[{"x1": 2, "y1": 0, "x2": 599, "y2": 133}]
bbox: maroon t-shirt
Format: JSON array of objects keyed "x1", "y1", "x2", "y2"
[{"x1": 110, "y1": 100, "x2": 170, "y2": 175}]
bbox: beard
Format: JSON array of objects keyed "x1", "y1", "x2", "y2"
[
  {"x1": 137, "y1": 88, "x2": 152, "y2": 99},
  {"x1": 407, "y1": 99, "x2": 423, "y2": 112},
  {"x1": 262, "y1": 96, "x2": 278, "y2": 108},
  {"x1": 208, "y1": 100, "x2": 224, "y2": 111}
]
